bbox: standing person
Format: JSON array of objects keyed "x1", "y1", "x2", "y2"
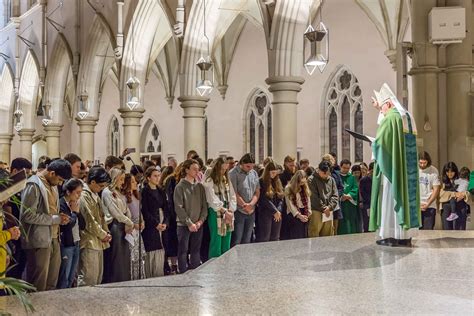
[
  {"x1": 418, "y1": 152, "x2": 440, "y2": 230},
  {"x1": 359, "y1": 162, "x2": 374, "y2": 232},
  {"x1": 307, "y1": 161, "x2": 339, "y2": 237},
  {"x1": 229, "y1": 153, "x2": 260, "y2": 246},
  {"x1": 79, "y1": 167, "x2": 112, "y2": 286},
  {"x1": 226, "y1": 156, "x2": 235, "y2": 172},
  {"x1": 141, "y1": 167, "x2": 169, "y2": 277},
  {"x1": 279, "y1": 156, "x2": 296, "y2": 241},
  {"x1": 174, "y1": 159, "x2": 208, "y2": 273},
  {"x1": 163, "y1": 163, "x2": 182, "y2": 274},
  {"x1": 121, "y1": 174, "x2": 145, "y2": 280},
  {"x1": 5, "y1": 158, "x2": 32, "y2": 280},
  {"x1": 359, "y1": 162, "x2": 369, "y2": 178},
  {"x1": 168, "y1": 158, "x2": 178, "y2": 170},
  {"x1": 351, "y1": 165, "x2": 362, "y2": 184},
  {"x1": 285, "y1": 170, "x2": 311, "y2": 239},
  {"x1": 203, "y1": 158, "x2": 236, "y2": 258},
  {"x1": 338, "y1": 160, "x2": 360, "y2": 235},
  {"x1": 20, "y1": 159, "x2": 72, "y2": 291},
  {"x1": 64, "y1": 153, "x2": 82, "y2": 180},
  {"x1": 57, "y1": 179, "x2": 84, "y2": 288},
  {"x1": 0, "y1": 169, "x2": 21, "y2": 283},
  {"x1": 256, "y1": 161, "x2": 284, "y2": 242},
  {"x1": 321, "y1": 154, "x2": 344, "y2": 233},
  {"x1": 101, "y1": 168, "x2": 134, "y2": 283},
  {"x1": 439, "y1": 162, "x2": 469, "y2": 230},
  {"x1": 369, "y1": 83, "x2": 420, "y2": 247}
]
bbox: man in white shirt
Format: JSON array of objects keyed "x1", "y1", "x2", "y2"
[{"x1": 418, "y1": 151, "x2": 440, "y2": 230}]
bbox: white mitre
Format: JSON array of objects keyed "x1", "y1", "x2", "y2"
[{"x1": 373, "y1": 83, "x2": 416, "y2": 133}]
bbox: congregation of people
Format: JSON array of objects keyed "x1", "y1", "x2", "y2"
[{"x1": 0, "y1": 148, "x2": 471, "y2": 292}]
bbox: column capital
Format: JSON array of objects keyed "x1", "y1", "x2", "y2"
[
  {"x1": 118, "y1": 108, "x2": 145, "y2": 119},
  {"x1": 408, "y1": 66, "x2": 441, "y2": 75},
  {"x1": 77, "y1": 119, "x2": 98, "y2": 128},
  {"x1": 17, "y1": 128, "x2": 35, "y2": 138},
  {"x1": 43, "y1": 123, "x2": 63, "y2": 133},
  {"x1": 0, "y1": 133, "x2": 14, "y2": 143},
  {"x1": 265, "y1": 76, "x2": 305, "y2": 93},
  {"x1": 178, "y1": 95, "x2": 209, "y2": 109}
]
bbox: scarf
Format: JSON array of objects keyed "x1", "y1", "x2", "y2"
[
  {"x1": 214, "y1": 179, "x2": 234, "y2": 236},
  {"x1": 293, "y1": 186, "x2": 309, "y2": 216}
]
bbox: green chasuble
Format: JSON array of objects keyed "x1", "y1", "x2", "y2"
[
  {"x1": 337, "y1": 173, "x2": 360, "y2": 235},
  {"x1": 369, "y1": 107, "x2": 421, "y2": 232}
]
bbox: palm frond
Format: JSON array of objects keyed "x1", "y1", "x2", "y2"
[{"x1": 0, "y1": 277, "x2": 36, "y2": 313}]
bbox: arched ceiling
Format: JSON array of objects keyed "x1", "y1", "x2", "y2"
[{"x1": 355, "y1": 0, "x2": 410, "y2": 54}]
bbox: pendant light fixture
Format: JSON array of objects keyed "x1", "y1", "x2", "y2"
[
  {"x1": 13, "y1": 97, "x2": 23, "y2": 132},
  {"x1": 42, "y1": 101, "x2": 52, "y2": 126},
  {"x1": 195, "y1": 0, "x2": 213, "y2": 96},
  {"x1": 126, "y1": 16, "x2": 140, "y2": 110},
  {"x1": 77, "y1": 88, "x2": 89, "y2": 120},
  {"x1": 303, "y1": 0, "x2": 329, "y2": 75}
]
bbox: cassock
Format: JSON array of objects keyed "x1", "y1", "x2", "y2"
[{"x1": 338, "y1": 173, "x2": 360, "y2": 235}]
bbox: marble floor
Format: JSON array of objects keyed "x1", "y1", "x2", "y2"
[{"x1": 1, "y1": 230, "x2": 473, "y2": 315}]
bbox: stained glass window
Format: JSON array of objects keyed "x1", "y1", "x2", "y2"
[
  {"x1": 246, "y1": 90, "x2": 272, "y2": 163},
  {"x1": 322, "y1": 66, "x2": 364, "y2": 162},
  {"x1": 355, "y1": 104, "x2": 363, "y2": 162},
  {"x1": 108, "y1": 116, "x2": 120, "y2": 157}
]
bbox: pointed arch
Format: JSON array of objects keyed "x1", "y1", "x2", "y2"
[
  {"x1": 0, "y1": 63, "x2": 15, "y2": 133},
  {"x1": 76, "y1": 14, "x2": 116, "y2": 118},
  {"x1": 140, "y1": 118, "x2": 162, "y2": 156},
  {"x1": 44, "y1": 33, "x2": 73, "y2": 125},
  {"x1": 320, "y1": 65, "x2": 363, "y2": 162},
  {"x1": 18, "y1": 49, "x2": 40, "y2": 130},
  {"x1": 120, "y1": 0, "x2": 174, "y2": 110},
  {"x1": 107, "y1": 115, "x2": 121, "y2": 157},
  {"x1": 243, "y1": 87, "x2": 272, "y2": 163}
]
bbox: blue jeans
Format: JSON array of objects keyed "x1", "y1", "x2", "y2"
[
  {"x1": 232, "y1": 211, "x2": 255, "y2": 246},
  {"x1": 57, "y1": 243, "x2": 80, "y2": 288}
]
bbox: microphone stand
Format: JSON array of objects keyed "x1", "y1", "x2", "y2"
[{"x1": 126, "y1": 156, "x2": 143, "y2": 280}]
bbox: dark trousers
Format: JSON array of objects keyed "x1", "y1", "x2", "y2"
[
  {"x1": 6, "y1": 239, "x2": 26, "y2": 279},
  {"x1": 420, "y1": 207, "x2": 436, "y2": 230},
  {"x1": 288, "y1": 215, "x2": 308, "y2": 239},
  {"x1": 200, "y1": 220, "x2": 210, "y2": 264},
  {"x1": 360, "y1": 207, "x2": 370, "y2": 232},
  {"x1": 177, "y1": 226, "x2": 203, "y2": 273},
  {"x1": 256, "y1": 211, "x2": 281, "y2": 242},
  {"x1": 442, "y1": 201, "x2": 468, "y2": 230},
  {"x1": 231, "y1": 211, "x2": 255, "y2": 246}
]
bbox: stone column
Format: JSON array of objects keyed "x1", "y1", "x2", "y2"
[
  {"x1": 77, "y1": 119, "x2": 97, "y2": 162},
  {"x1": 0, "y1": 134, "x2": 13, "y2": 164},
  {"x1": 445, "y1": 0, "x2": 473, "y2": 168},
  {"x1": 44, "y1": 124, "x2": 63, "y2": 158},
  {"x1": 18, "y1": 129, "x2": 35, "y2": 162},
  {"x1": 119, "y1": 108, "x2": 144, "y2": 164},
  {"x1": 265, "y1": 76, "x2": 305, "y2": 164},
  {"x1": 409, "y1": 0, "x2": 440, "y2": 166},
  {"x1": 179, "y1": 96, "x2": 209, "y2": 158}
]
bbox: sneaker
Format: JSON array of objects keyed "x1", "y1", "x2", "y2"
[{"x1": 446, "y1": 213, "x2": 459, "y2": 221}]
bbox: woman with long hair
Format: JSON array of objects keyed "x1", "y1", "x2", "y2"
[
  {"x1": 256, "y1": 161, "x2": 285, "y2": 242},
  {"x1": 203, "y1": 157, "x2": 236, "y2": 258},
  {"x1": 57, "y1": 178, "x2": 84, "y2": 288},
  {"x1": 121, "y1": 174, "x2": 146, "y2": 280},
  {"x1": 439, "y1": 162, "x2": 469, "y2": 230},
  {"x1": 163, "y1": 163, "x2": 182, "y2": 274},
  {"x1": 285, "y1": 170, "x2": 312, "y2": 239},
  {"x1": 101, "y1": 167, "x2": 134, "y2": 283},
  {"x1": 141, "y1": 167, "x2": 169, "y2": 277}
]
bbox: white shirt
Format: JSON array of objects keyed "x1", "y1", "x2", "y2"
[{"x1": 419, "y1": 165, "x2": 440, "y2": 209}]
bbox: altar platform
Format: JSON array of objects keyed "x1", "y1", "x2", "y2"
[{"x1": 1, "y1": 230, "x2": 473, "y2": 315}]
